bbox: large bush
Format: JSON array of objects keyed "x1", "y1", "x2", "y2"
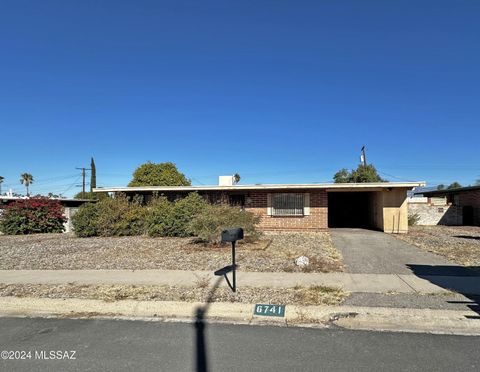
[
  {"x1": 71, "y1": 192, "x2": 258, "y2": 241},
  {"x1": 147, "y1": 192, "x2": 207, "y2": 237},
  {"x1": 0, "y1": 198, "x2": 66, "y2": 235},
  {"x1": 72, "y1": 195, "x2": 148, "y2": 237},
  {"x1": 188, "y1": 204, "x2": 261, "y2": 243},
  {"x1": 71, "y1": 202, "x2": 99, "y2": 237},
  {"x1": 95, "y1": 195, "x2": 148, "y2": 236}
]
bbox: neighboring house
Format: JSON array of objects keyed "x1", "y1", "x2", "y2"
[
  {"x1": 94, "y1": 177, "x2": 424, "y2": 234},
  {"x1": 407, "y1": 196, "x2": 461, "y2": 226},
  {"x1": 414, "y1": 186, "x2": 480, "y2": 226},
  {"x1": 0, "y1": 196, "x2": 94, "y2": 233}
]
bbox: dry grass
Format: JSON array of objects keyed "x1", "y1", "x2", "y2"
[
  {"x1": 0, "y1": 231, "x2": 344, "y2": 273},
  {"x1": 0, "y1": 283, "x2": 348, "y2": 306},
  {"x1": 395, "y1": 226, "x2": 480, "y2": 267}
]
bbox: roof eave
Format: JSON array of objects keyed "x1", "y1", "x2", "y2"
[{"x1": 93, "y1": 181, "x2": 426, "y2": 193}]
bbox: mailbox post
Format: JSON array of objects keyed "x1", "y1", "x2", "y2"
[{"x1": 217, "y1": 227, "x2": 244, "y2": 292}]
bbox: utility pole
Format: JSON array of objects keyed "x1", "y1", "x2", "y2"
[
  {"x1": 76, "y1": 167, "x2": 91, "y2": 196},
  {"x1": 360, "y1": 145, "x2": 367, "y2": 167}
]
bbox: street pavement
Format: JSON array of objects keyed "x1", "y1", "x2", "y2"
[{"x1": 0, "y1": 317, "x2": 479, "y2": 372}]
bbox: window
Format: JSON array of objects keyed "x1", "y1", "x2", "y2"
[
  {"x1": 229, "y1": 194, "x2": 245, "y2": 208},
  {"x1": 271, "y1": 193, "x2": 305, "y2": 216}
]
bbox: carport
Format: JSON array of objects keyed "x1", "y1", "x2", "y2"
[
  {"x1": 328, "y1": 191, "x2": 376, "y2": 229},
  {"x1": 327, "y1": 185, "x2": 410, "y2": 233}
]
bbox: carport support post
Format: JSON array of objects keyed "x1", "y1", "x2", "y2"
[{"x1": 231, "y1": 241, "x2": 236, "y2": 292}]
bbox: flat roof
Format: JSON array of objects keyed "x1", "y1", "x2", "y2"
[
  {"x1": 0, "y1": 196, "x2": 93, "y2": 202},
  {"x1": 94, "y1": 181, "x2": 425, "y2": 193},
  {"x1": 416, "y1": 185, "x2": 480, "y2": 196}
]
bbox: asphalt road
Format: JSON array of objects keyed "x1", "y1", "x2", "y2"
[{"x1": 1, "y1": 317, "x2": 479, "y2": 372}]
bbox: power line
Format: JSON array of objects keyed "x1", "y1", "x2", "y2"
[{"x1": 59, "y1": 176, "x2": 82, "y2": 196}]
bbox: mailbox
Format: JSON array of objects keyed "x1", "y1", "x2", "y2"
[{"x1": 221, "y1": 228, "x2": 244, "y2": 243}]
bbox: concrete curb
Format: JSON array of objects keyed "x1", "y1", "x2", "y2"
[{"x1": 0, "y1": 297, "x2": 479, "y2": 336}]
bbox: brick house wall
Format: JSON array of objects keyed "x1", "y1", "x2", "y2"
[
  {"x1": 408, "y1": 198, "x2": 462, "y2": 225},
  {"x1": 458, "y1": 190, "x2": 480, "y2": 225},
  {"x1": 245, "y1": 189, "x2": 328, "y2": 231},
  {"x1": 422, "y1": 189, "x2": 480, "y2": 226}
]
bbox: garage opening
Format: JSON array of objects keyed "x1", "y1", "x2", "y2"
[{"x1": 328, "y1": 192, "x2": 376, "y2": 228}]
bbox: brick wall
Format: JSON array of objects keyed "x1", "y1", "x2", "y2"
[
  {"x1": 418, "y1": 190, "x2": 480, "y2": 226},
  {"x1": 458, "y1": 190, "x2": 480, "y2": 225},
  {"x1": 408, "y1": 200, "x2": 462, "y2": 225},
  {"x1": 245, "y1": 189, "x2": 328, "y2": 231}
]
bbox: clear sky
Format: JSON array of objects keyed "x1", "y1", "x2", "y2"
[{"x1": 0, "y1": 0, "x2": 479, "y2": 196}]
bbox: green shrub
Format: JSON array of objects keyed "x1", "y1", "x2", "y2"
[
  {"x1": 146, "y1": 197, "x2": 174, "y2": 237},
  {"x1": 408, "y1": 213, "x2": 420, "y2": 226},
  {"x1": 95, "y1": 195, "x2": 148, "y2": 236},
  {"x1": 147, "y1": 192, "x2": 207, "y2": 237},
  {"x1": 188, "y1": 204, "x2": 261, "y2": 243},
  {"x1": 71, "y1": 202, "x2": 99, "y2": 237},
  {"x1": 0, "y1": 198, "x2": 66, "y2": 235},
  {"x1": 72, "y1": 195, "x2": 148, "y2": 237}
]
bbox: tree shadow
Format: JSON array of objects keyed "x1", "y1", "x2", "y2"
[
  {"x1": 193, "y1": 276, "x2": 223, "y2": 372},
  {"x1": 407, "y1": 264, "x2": 480, "y2": 319},
  {"x1": 453, "y1": 235, "x2": 480, "y2": 241}
]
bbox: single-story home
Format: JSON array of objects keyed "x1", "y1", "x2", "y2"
[
  {"x1": 414, "y1": 185, "x2": 480, "y2": 226},
  {"x1": 94, "y1": 177, "x2": 425, "y2": 234},
  {"x1": 0, "y1": 196, "x2": 94, "y2": 233}
]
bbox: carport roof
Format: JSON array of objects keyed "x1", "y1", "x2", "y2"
[{"x1": 93, "y1": 182, "x2": 425, "y2": 193}]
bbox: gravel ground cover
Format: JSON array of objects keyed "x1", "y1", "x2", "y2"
[
  {"x1": 0, "y1": 283, "x2": 348, "y2": 306},
  {"x1": 0, "y1": 232, "x2": 344, "y2": 273},
  {"x1": 394, "y1": 226, "x2": 480, "y2": 267}
]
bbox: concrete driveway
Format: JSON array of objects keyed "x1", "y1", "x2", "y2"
[{"x1": 330, "y1": 229, "x2": 456, "y2": 274}]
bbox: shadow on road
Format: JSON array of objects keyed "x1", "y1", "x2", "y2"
[
  {"x1": 407, "y1": 264, "x2": 480, "y2": 319},
  {"x1": 193, "y1": 276, "x2": 224, "y2": 372}
]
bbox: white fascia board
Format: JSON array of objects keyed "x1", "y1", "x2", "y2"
[{"x1": 93, "y1": 181, "x2": 426, "y2": 193}]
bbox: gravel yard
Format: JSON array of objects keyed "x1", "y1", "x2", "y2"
[
  {"x1": 394, "y1": 226, "x2": 480, "y2": 267},
  {"x1": 0, "y1": 232, "x2": 344, "y2": 273},
  {"x1": 0, "y1": 283, "x2": 347, "y2": 306}
]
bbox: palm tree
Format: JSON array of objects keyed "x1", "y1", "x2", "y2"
[
  {"x1": 20, "y1": 173, "x2": 33, "y2": 196},
  {"x1": 0, "y1": 176, "x2": 4, "y2": 195}
]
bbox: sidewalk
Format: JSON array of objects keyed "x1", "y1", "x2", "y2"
[{"x1": 1, "y1": 269, "x2": 479, "y2": 295}]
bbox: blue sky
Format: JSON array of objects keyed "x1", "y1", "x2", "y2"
[{"x1": 0, "y1": 0, "x2": 479, "y2": 196}]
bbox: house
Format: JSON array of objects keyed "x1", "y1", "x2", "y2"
[
  {"x1": 0, "y1": 196, "x2": 94, "y2": 233},
  {"x1": 94, "y1": 177, "x2": 424, "y2": 233},
  {"x1": 414, "y1": 185, "x2": 480, "y2": 226}
]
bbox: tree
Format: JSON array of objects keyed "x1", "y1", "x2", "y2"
[
  {"x1": 128, "y1": 162, "x2": 191, "y2": 187},
  {"x1": 333, "y1": 164, "x2": 385, "y2": 183},
  {"x1": 0, "y1": 176, "x2": 4, "y2": 195},
  {"x1": 437, "y1": 184, "x2": 445, "y2": 190},
  {"x1": 333, "y1": 168, "x2": 351, "y2": 183},
  {"x1": 90, "y1": 157, "x2": 96, "y2": 192},
  {"x1": 475, "y1": 179, "x2": 480, "y2": 186},
  {"x1": 447, "y1": 182, "x2": 462, "y2": 189},
  {"x1": 20, "y1": 173, "x2": 33, "y2": 196}
]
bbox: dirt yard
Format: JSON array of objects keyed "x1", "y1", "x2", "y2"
[
  {"x1": 0, "y1": 232, "x2": 344, "y2": 273},
  {"x1": 395, "y1": 226, "x2": 480, "y2": 267},
  {"x1": 0, "y1": 283, "x2": 348, "y2": 306}
]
